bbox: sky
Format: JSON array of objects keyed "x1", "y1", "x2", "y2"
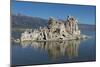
[{"x1": 11, "y1": 0, "x2": 96, "y2": 25}]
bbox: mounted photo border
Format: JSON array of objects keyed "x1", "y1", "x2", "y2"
[
  {"x1": 16, "y1": 0, "x2": 96, "y2": 5},
  {"x1": 10, "y1": 0, "x2": 96, "y2": 66}
]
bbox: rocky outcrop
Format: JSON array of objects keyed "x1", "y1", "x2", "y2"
[{"x1": 21, "y1": 16, "x2": 87, "y2": 42}]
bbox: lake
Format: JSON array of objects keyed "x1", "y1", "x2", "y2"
[{"x1": 11, "y1": 30, "x2": 96, "y2": 66}]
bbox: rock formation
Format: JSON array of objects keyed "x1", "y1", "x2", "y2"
[{"x1": 21, "y1": 16, "x2": 87, "y2": 42}]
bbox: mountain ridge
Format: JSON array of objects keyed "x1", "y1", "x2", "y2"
[{"x1": 11, "y1": 14, "x2": 95, "y2": 31}]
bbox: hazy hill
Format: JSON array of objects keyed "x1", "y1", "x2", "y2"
[
  {"x1": 11, "y1": 14, "x2": 95, "y2": 31},
  {"x1": 11, "y1": 14, "x2": 48, "y2": 28}
]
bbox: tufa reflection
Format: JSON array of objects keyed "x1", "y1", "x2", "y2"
[{"x1": 20, "y1": 40, "x2": 80, "y2": 59}]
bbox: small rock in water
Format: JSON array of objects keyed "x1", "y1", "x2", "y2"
[{"x1": 14, "y1": 39, "x2": 20, "y2": 43}]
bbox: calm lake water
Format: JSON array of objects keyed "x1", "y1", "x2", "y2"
[{"x1": 11, "y1": 31, "x2": 96, "y2": 66}]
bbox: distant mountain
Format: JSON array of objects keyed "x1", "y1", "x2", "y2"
[
  {"x1": 79, "y1": 24, "x2": 95, "y2": 31},
  {"x1": 11, "y1": 14, "x2": 95, "y2": 31},
  {"x1": 11, "y1": 14, "x2": 48, "y2": 28}
]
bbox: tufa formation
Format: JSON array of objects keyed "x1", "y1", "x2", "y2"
[{"x1": 21, "y1": 16, "x2": 87, "y2": 41}]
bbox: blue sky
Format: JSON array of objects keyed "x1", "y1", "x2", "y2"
[{"x1": 12, "y1": 0, "x2": 96, "y2": 24}]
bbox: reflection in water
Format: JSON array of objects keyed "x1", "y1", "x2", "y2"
[{"x1": 20, "y1": 40, "x2": 80, "y2": 59}]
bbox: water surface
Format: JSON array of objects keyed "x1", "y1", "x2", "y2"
[{"x1": 11, "y1": 31, "x2": 96, "y2": 66}]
